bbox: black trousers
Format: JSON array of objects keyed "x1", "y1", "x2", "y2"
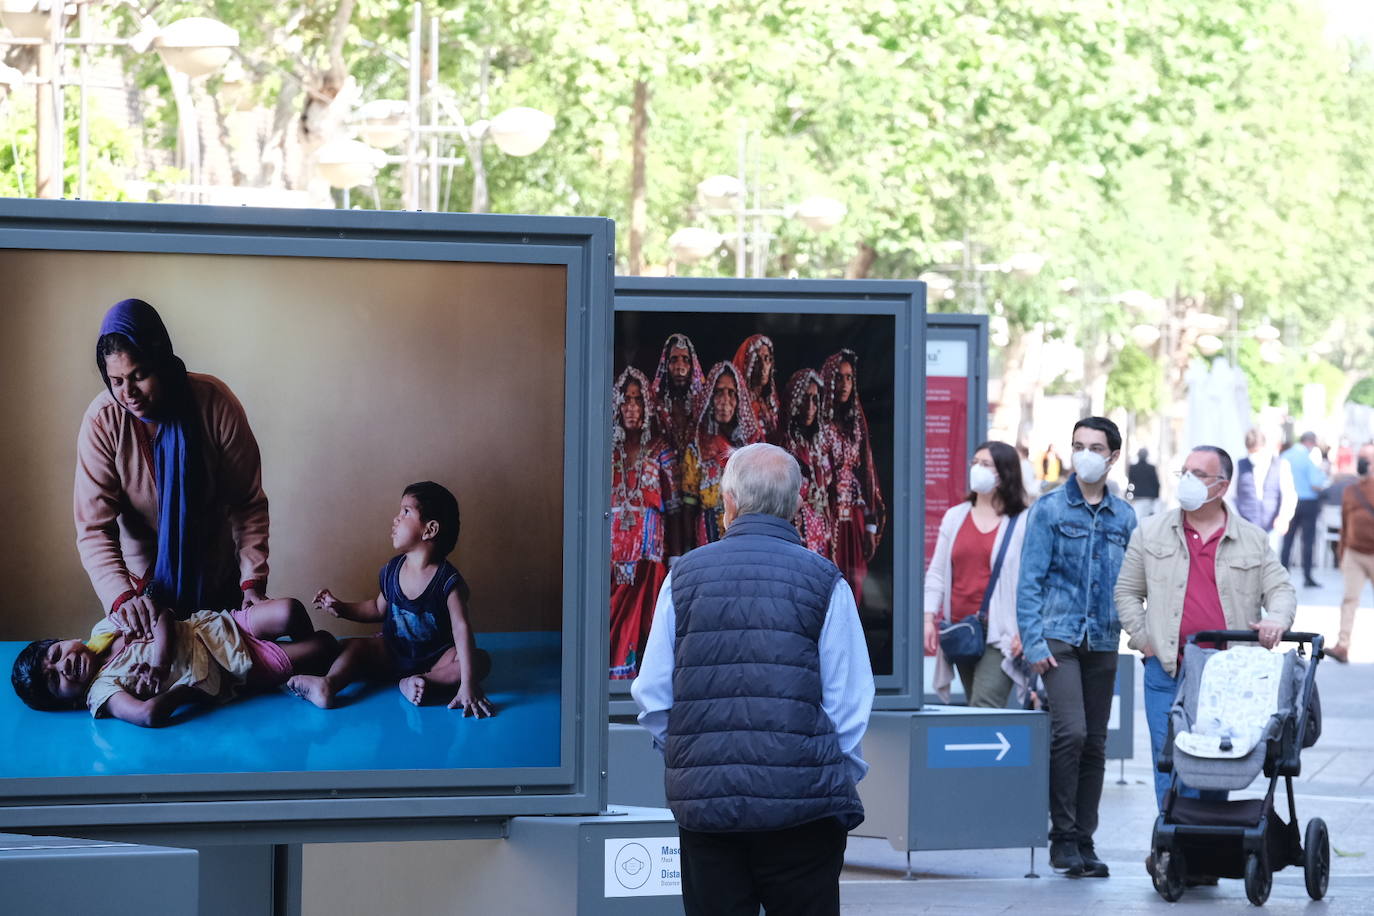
[
  {"x1": 1040, "y1": 638, "x2": 1117, "y2": 843},
  {"x1": 678, "y1": 816, "x2": 848, "y2": 916},
  {"x1": 1281, "y1": 498, "x2": 1322, "y2": 578}
]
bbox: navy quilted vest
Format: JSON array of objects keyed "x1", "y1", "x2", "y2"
[{"x1": 665, "y1": 512, "x2": 864, "y2": 833}]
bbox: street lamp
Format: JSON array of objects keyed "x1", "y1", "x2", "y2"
[
  {"x1": 314, "y1": 3, "x2": 555, "y2": 212},
  {"x1": 920, "y1": 232, "x2": 1045, "y2": 311},
  {"x1": 0, "y1": 3, "x2": 239, "y2": 200},
  {"x1": 674, "y1": 124, "x2": 846, "y2": 277}
]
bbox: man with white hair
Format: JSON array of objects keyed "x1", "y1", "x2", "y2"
[{"x1": 632, "y1": 443, "x2": 875, "y2": 916}]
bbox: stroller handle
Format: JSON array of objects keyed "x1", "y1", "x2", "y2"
[{"x1": 1187, "y1": 629, "x2": 1325, "y2": 651}]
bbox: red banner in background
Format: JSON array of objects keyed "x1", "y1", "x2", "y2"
[{"x1": 924, "y1": 375, "x2": 969, "y2": 566}]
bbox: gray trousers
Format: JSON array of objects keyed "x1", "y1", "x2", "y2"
[{"x1": 1040, "y1": 638, "x2": 1117, "y2": 843}]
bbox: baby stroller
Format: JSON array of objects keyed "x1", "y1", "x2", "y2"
[{"x1": 1150, "y1": 629, "x2": 1327, "y2": 905}]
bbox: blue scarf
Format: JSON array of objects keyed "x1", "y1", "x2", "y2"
[{"x1": 98, "y1": 298, "x2": 206, "y2": 616}]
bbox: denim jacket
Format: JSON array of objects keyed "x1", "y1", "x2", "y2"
[{"x1": 1016, "y1": 474, "x2": 1137, "y2": 663}]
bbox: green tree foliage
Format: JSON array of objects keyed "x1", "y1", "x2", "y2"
[
  {"x1": 1105, "y1": 343, "x2": 1161, "y2": 414},
  {"x1": 4, "y1": 0, "x2": 1371, "y2": 394}
]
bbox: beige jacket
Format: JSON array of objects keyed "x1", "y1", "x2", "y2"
[{"x1": 1115, "y1": 506, "x2": 1296, "y2": 677}]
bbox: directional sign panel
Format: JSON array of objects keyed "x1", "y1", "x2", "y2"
[{"x1": 926, "y1": 725, "x2": 1031, "y2": 768}]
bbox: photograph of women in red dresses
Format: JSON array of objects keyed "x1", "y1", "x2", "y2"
[
  {"x1": 733, "y1": 333, "x2": 780, "y2": 445},
  {"x1": 783, "y1": 368, "x2": 835, "y2": 557},
  {"x1": 822, "y1": 348, "x2": 886, "y2": 607},
  {"x1": 613, "y1": 312, "x2": 895, "y2": 675},
  {"x1": 685, "y1": 361, "x2": 759, "y2": 546},
  {"x1": 649, "y1": 332, "x2": 706, "y2": 561},
  {"x1": 608, "y1": 368, "x2": 674, "y2": 679}
]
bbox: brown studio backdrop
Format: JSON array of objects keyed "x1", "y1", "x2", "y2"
[{"x1": 0, "y1": 249, "x2": 566, "y2": 642}]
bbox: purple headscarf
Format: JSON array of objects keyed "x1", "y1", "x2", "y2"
[{"x1": 98, "y1": 298, "x2": 207, "y2": 616}]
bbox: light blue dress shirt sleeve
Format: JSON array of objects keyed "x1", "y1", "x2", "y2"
[
  {"x1": 631, "y1": 572, "x2": 876, "y2": 785},
  {"x1": 630, "y1": 573, "x2": 676, "y2": 751},
  {"x1": 820, "y1": 578, "x2": 876, "y2": 784}
]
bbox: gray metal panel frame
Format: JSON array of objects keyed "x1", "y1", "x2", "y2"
[
  {"x1": 0, "y1": 199, "x2": 614, "y2": 827},
  {"x1": 920, "y1": 314, "x2": 989, "y2": 707},
  {"x1": 608, "y1": 277, "x2": 926, "y2": 711},
  {"x1": 924, "y1": 313, "x2": 989, "y2": 462}
]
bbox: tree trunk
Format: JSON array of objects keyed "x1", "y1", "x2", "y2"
[
  {"x1": 990, "y1": 327, "x2": 1035, "y2": 442},
  {"x1": 844, "y1": 242, "x2": 877, "y2": 279},
  {"x1": 627, "y1": 79, "x2": 649, "y2": 275}
]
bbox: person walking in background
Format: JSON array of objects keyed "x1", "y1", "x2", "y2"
[
  {"x1": 1127, "y1": 448, "x2": 1162, "y2": 519},
  {"x1": 1040, "y1": 444, "x2": 1064, "y2": 486},
  {"x1": 1115, "y1": 446, "x2": 1294, "y2": 816},
  {"x1": 1017, "y1": 417, "x2": 1137, "y2": 879},
  {"x1": 1331, "y1": 442, "x2": 1374, "y2": 663},
  {"x1": 1017, "y1": 442, "x2": 1040, "y2": 503},
  {"x1": 1281, "y1": 431, "x2": 1327, "y2": 587},
  {"x1": 924, "y1": 441, "x2": 1030, "y2": 707},
  {"x1": 1233, "y1": 427, "x2": 1296, "y2": 553},
  {"x1": 633, "y1": 443, "x2": 874, "y2": 916}
]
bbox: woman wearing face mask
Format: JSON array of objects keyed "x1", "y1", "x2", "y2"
[{"x1": 924, "y1": 441, "x2": 1031, "y2": 706}]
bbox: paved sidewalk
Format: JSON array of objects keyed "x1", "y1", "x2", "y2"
[{"x1": 838, "y1": 566, "x2": 1374, "y2": 913}]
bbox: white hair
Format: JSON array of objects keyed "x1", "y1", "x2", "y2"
[{"x1": 721, "y1": 443, "x2": 802, "y2": 520}]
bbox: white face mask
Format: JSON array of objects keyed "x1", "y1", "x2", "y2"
[
  {"x1": 969, "y1": 464, "x2": 998, "y2": 494},
  {"x1": 1072, "y1": 449, "x2": 1109, "y2": 484},
  {"x1": 1176, "y1": 472, "x2": 1216, "y2": 512}
]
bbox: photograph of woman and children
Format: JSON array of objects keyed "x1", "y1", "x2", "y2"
[
  {"x1": 609, "y1": 311, "x2": 896, "y2": 680},
  {"x1": 0, "y1": 248, "x2": 568, "y2": 780}
]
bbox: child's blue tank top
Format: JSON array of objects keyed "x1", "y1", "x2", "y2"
[{"x1": 379, "y1": 554, "x2": 467, "y2": 675}]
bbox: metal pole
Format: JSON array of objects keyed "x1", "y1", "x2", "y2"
[
  {"x1": 735, "y1": 121, "x2": 747, "y2": 278},
  {"x1": 34, "y1": 0, "x2": 62, "y2": 197},
  {"x1": 470, "y1": 50, "x2": 490, "y2": 213},
  {"x1": 427, "y1": 14, "x2": 439, "y2": 212},
  {"x1": 78, "y1": 1, "x2": 89, "y2": 198},
  {"x1": 404, "y1": 1, "x2": 422, "y2": 209}
]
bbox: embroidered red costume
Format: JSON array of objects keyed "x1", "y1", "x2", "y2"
[
  {"x1": 683, "y1": 361, "x2": 759, "y2": 546},
  {"x1": 609, "y1": 367, "x2": 674, "y2": 679},
  {"x1": 822, "y1": 349, "x2": 886, "y2": 606},
  {"x1": 732, "y1": 333, "x2": 780, "y2": 446},
  {"x1": 783, "y1": 368, "x2": 835, "y2": 557}
]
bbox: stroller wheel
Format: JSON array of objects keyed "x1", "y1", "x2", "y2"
[
  {"x1": 1152, "y1": 850, "x2": 1186, "y2": 902},
  {"x1": 1304, "y1": 818, "x2": 1330, "y2": 900},
  {"x1": 1244, "y1": 852, "x2": 1272, "y2": 906}
]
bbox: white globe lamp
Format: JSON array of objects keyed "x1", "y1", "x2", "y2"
[
  {"x1": 487, "y1": 107, "x2": 554, "y2": 157},
  {"x1": 315, "y1": 139, "x2": 383, "y2": 190},
  {"x1": 154, "y1": 18, "x2": 240, "y2": 79},
  {"x1": 795, "y1": 195, "x2": 846, "y2": 232},
  {"x1": 668, "y1": 227, "x2": 723, "y2": 264}
]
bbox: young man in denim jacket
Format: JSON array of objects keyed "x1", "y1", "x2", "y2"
[{"x1": 1017, "y1": 416, "x2": 1137, "y2": 878}]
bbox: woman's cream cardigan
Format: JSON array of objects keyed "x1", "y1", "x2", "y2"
[{"x1": 924, "y1": 501, "x2": 1029, "y2": 703}]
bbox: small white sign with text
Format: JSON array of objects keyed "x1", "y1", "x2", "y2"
[
  {"x1": 926, "y1": 339, "x2": 970, "y2": 378},
  {"x1": 604, "y1": 836, "x2": 683, "y2": 898}
]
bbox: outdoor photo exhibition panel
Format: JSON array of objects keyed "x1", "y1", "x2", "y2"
[
  {"x1": 608, "y1": 277, "x2": 926, "y2": 713},
  {"x1": 0, "y1": 199, "x2": 613, "y2": 829},
  {"x1": 922, "y1": 316, "x2": 988, "y2": 565},
  {"x1": 921, "y1": 314, "x2": 988, "y2": 703}
]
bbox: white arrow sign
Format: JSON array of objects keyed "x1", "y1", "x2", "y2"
[{"x1": 943, "y1": 730, "x2": 1011, "y2": 761}]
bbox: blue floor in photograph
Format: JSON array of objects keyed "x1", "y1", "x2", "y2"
[{"x1": 0, "y1": 631, "x2": 561, "y2": 778}]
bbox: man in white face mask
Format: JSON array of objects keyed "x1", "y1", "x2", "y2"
[
  {"x1": 1016, "y1": 417, "x2": 1137, "y2": 878},
  {"x1": 1115, "y1": 445, "x2": 1295, "y2": 880}
]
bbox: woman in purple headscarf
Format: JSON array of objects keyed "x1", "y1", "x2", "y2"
[{"x1": 74, "y1": 298, "x2": 270, "y2": 637}]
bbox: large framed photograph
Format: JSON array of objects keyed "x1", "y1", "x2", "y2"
[
  {"x1": 0, "y1": 200, "x2": 612, "y2": 828},
  {"x1": 608, "y1": 278, "x2": 925, "y2": 712}
]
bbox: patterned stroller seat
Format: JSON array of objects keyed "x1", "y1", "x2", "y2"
[{"x1": 1170, "y1": 644, "x2": 1307, "y2": 792}]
